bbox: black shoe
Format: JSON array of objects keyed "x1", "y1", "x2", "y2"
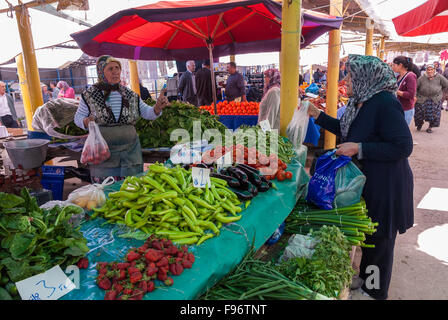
[
  {"x1": 417, "y1": 125, "x2": 422, "y2": 131},
  {"x1": 427, "y1": 128, "x2": 433, "y2": 133}
]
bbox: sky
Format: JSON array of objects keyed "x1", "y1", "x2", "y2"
[{"x1": 0, "y1": 0, "x2": 442, "y2": 69}]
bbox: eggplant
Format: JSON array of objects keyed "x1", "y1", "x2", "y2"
[
  {"x1": 232, "y1": 189, "x2": 253, "y2": 201},
  {"x1": 227, "y1": 167, "x2": 248, "y2": 183},
  {"x1": 259, "y1": 175, "x2": 273, "y2": 188},
  {"x1": 196, "y1": 163, "x2": 208, "y2": 169},
  {"x1": 258, "y1": 182, "x2": 270, "y2": 192},
  {"x1": 246, "y1": 182, "x2": 258, "y2": 197},
  {"x1": 210, "y1": 172, "x2": 240, "y2": 188},
  {"x1": 236, "y1": 164, "x2": 263, "y2": 187},
  {"x1": 182, "y1": 164, "x2": 190, "y2": 170},
  {"x1": 237, "y1": 163, "x2": 260, "y2": 175}
]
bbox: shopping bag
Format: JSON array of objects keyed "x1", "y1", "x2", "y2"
[
  {"x1": 334, "y1": 161, "x2": 366, "y2": 208},
  {"x1": 306, "y1": 151, "x2": 352, "y2": 210},
  {"x1": 67, "y1": 176, "x2": 115, "y2": 211},
  {"x1": 80, "y1": 122, "x2": 111, "y2": 165},
  {"x1": 286, "y1": 100, "x2": 310, "y2": 166},
  {"x1": 305, "y1": 83, "x2": 319, "y2": 95}
]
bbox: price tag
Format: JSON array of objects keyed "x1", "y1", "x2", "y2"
[
  {"x1": 15, "y1": 265, "x2": 76, "y2": 300},
  {"x1": 259, "y1": 120, "x2": 271, "y2": 132},
  {"x1": 192, "y1": 167, "x2": 211, "y2": 188},
  {"x1": 216, "y1": 152, "x2": 232, "y2": 171}
]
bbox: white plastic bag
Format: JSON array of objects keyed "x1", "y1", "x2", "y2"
[
  {"x1": 80, "y1": 122, "x2": 111, "y2": 165},
  {"x1": 67, "y1": 176, "x2": 115, "y2": 210},
  {"x1": 286, "y1": 100, "x2": 310, "y2": 149},
  {"x1": 278, "y1": 234, "x2": 319, "y2": 262},
  {"x1": 39, "y1": 200, "x2": 85, "y2": 226}
]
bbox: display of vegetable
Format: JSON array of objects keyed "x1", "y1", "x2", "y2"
[
  {"x1": 136, "y1": 100, "x2": 227, "y2": 148},
  {"x1": 276, "y1": 226, "x2": 355, "y2": 299},
  {"x1": 200, "y1": 247, "x2": 331, "y2": 300},
  {"x1": 95, "y1": 236, "x2": 195, "y2": 300},
  {"x1": 285, "y1": 200, "x2": 377, "y2": 247},
  {"x1": 223, "y1": 125, "x2": 297, "y2": 164},
  {"x1": 92, "y1": 163, "x2": 244, "y2": 246},
  {"x1": 0, "y1": 189, "x2": 89, "y2": 299},
  {"x1": 199, "y1": 100, "x2": 260, "y2": 115}
]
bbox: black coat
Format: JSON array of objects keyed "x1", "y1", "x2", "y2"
[
  {"x1": 315, "y1": 91, "x2": 414, "y2": 238},
  {"x1": 195, "y1": 67, "x2": 213, "y2": 105},
  {"x1": 178, "y1": 71, "x2": 196, "y2": 103}
]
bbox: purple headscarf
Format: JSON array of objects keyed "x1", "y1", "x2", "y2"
[
  {"x1": 57, "y1": 81, "x2": 70, "y2": 90},
  {"x1": 263, "y1": 68, "x2": 281, "y2": 98}
]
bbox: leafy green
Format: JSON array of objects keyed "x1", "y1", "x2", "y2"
[
  {"x1": 277, "y1": 226, "x2": 354, "y2": 299},
  {"x1": 0, "y1": 193, "x2": 25, "y2": 209},
  {"x1": 136, "y1": 100, "x2": 227, "y2": 148},
  {"x1": 0, "y1": 188, "x2": 89, "y2": 285}
]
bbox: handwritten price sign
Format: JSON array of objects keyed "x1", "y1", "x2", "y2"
[
  {"x1": 15, "y1": 265, "x2": 76, "y2": 300},
  {"x1": 192, "y1": 167, "x2": 211, "y2": 188}
]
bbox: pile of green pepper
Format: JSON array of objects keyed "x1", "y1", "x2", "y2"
[{"x1": 92, "y1": 163, "x2": 244, "y2": 246}]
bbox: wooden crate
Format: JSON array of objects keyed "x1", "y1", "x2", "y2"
[{"x1": 7, "y1": 128, "x2": 26, "y2": 137}]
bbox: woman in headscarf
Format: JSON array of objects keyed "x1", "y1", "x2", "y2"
[
  {"x1": 57, "y1": 81, "x2": 76, "y2": 99},
  {"x1": 257, "y1": 68, "x2": 281, "y2": 130},
  {"x1": 415, "y1": 64, "x2": 448, "y2": 133},
  {"x1": 74, "y1": 55, "x2": 169, "y2": 183},
  {"x1": 307, "y1": 54, "x2": 414, "y2": 300}
]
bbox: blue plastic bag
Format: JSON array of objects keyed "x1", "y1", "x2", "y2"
[
  {"x1": 306, "y1": 151, "x2": 352, "y2": 210},
  {"x1": 305, "y1": 83, "x2": 320, "y2": 95}
]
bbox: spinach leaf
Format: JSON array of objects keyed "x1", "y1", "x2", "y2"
[
  {"x1": 0, "y1": 193, "x2": 25, "y2": 209},
  {"x1": 10, "y1": 233, "x2": 36, "y2": 259}
]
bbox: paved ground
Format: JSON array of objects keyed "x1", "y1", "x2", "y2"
[{"x1": 15, "y1": 99, "x2": 448, "y2": 300}]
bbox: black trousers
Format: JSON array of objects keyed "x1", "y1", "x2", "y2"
[
  {"x1": 359, "y1": 233, "x2": 397, "y2": 300},
  {"x1": 1, "y1": 115, "x2": 18, "y2": 128}
]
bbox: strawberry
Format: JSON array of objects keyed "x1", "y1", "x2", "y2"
[
  {"x1": 97, "y1": 276, "x2": 112, "y2": 290},
  {"x1": 113, "y1": 283, "x2": 124, "y2": 294},
  {"x1": 157, "y1": 270, "x2": 168, "y2": 281},
  {"x1": 145, "y1": 249, "x2": 164, "y2": 262},
  {"x1": 117, "y1": 270, "x2": 126, "y2": 281},
  {"x1": 156, "y1": 256, "x2": 169, "y2": 268},
  {"x1": 77, "y1": 257, "x2": 89, "y2": 269},
  {"x1": 131, "y1": 289, "x2": 144, "y2": 300},
  {"x1": 182, "y1": 260, "x2": 193, "y2": 269},
  {"x1": 126, "y1": 251, "x2": 141, "y2": 262},
  {"x1": 177, "y1": 251, "x2": 184, "y2": 258},
  {"x1": 104, "y1": 289, "x2": 117, "y2": 300},
  {"x1": 127, "y1": 266, "x2": 140, "y2": 274},
  {"x1": 96, "y1": 262, "x2": 108, "y2": 270},
  {"x1": 151, "y1": 240, "x2": 163, "y2": 250},
  {"x1": 181, "y1": 245, "x2": 189, "y2": 253},
  {"x1": 137, "y1": 281, "x2": 148, "y2": 293},
  {"x1": 98, "y1": 268, "x2": 108, "y2": 276},
  {"x1": 159, "y1": 266, "x2": 169, "y2": 273},
  {"x1": 169, "y1": 263, "x2": 183, "y2": 276},
  {"x1": 123, "y1": 288, "x2": 133, "y2": 296},
  {"x1": 129, "y1": 271, "x2": 142, "y2": 284},
  {"x1": 186, "y1": 252, "x2": 195, "y2": 263},
  {"x1": 146, "y1": 266, "x2": 158, "y2": 277},
  {"x1": 137, "y1": 244, "x2": 149, "y2": 254},
  {"x1": 117, "y1": 262, "x2": 130, "y2": 270},
  {"x1": 162, "y1": 239, "x2": 173, "y2": 247},
  {"x1": 167, "y1": 245, "x2": 178, "y2": 255},
  {"x1": 164, "y1": 277, "x2": 174, "y2": 286},
  {"x1": 135, "y1": 262, "x2": 146, "y2": 272},
  {"x1": 118, "y1": 294, "x2": 130, "y2": 300},
  {"x1": 147, "y1": 281, "x2": 155, "y2": 292}
]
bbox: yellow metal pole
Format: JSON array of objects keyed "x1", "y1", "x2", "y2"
[
  {"x1": 230, "y1": 55, "x2": 236, "y2": 63},
  {"x1": 365, "y1": 18, "x2": 374, "y2": 56},
  {"x1": 15, "y1": 3, "x2": 43, "y2": 117},
  {"x1": 129, "y1": 60, "x2": 141, "y2": 96},
  {"x1": 15, "y1": 54, "x2": 33, "y2": 131},
  {"x1": 378, "y1": 36, "x2": 385, "y2": 60},
  {"x1": 310, "y1": 64, "x2": 313, "y2": 83},
  {"x1": 280, "y1": 0, "x2": 301, "y2": 136},
  {"x1": 324, "y1": 0, "x2": 343, "y2": 150}
]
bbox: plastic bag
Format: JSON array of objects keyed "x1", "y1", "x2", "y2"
[
  {"x1": 334, "y1": 162, "x2": 366, "y2": 208},
  {"x1": 67, "y1": 177, "x2": 115, "y2": 211},
  {"x1": 279, "y1": 234, "x2": 318, "y2": 262},
  {"x1": 80, "y1": 122, "x2": 111, "y2": 165},
  {"x1": 39, "y1": 201, "x2": 85, "y2": 227},
  {"x1": 286, "y1": 100, "x2": 309, "y2": 149},
  {"x1": 305, "y1": 83, "x2": 320, "y2": 95},
  {"x1": 306, "y1": 151, "x2": 352, "y2": 210},
  {"x1": 32, "y1": 98, "x2": 87, "y2": 140}
]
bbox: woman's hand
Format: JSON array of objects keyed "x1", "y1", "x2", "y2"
[
  {"x1": 335, "y1": 142, "x2": 359, "y2": 157},
  {"x1": 154, "y1": 89, "x2": 169, "y2": 115},
  {"x1": 307, "y1": 102, "x2": 321, "y2": 119},
  {"x1": 83, "y1": 115, "x2": 95, "y2": 128},
  {"x1": 397, "y1": 90, "x2": 403, "y2": 97}
]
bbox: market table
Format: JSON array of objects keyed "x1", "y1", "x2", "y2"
[
  {"x1": 218, "y1": 115, "x2": 258, "y2": 130},
  {"x1": 63, "y1": 159, "x2": 310, "y2": 300}
]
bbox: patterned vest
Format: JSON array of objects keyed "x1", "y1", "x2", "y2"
[{"x1": 82, "y1": 85, "x2": 140, "y2": 126}]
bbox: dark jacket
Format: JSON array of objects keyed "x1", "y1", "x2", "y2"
[
  {"x1": 195, "y1": 67, "x2": 213, "y2": 106},
  {"x1": 315, "y1": 91, "x2": 414, "y2": 238},
  {"x1": 139, "y1": 84, "x2": 151, "y2": 101},
  {"x1": 178, "y1": 71, "x2": 196, "y2": 102},
  {"x1": 397, "y1": 72, "x2": 417, "y2": 111}
]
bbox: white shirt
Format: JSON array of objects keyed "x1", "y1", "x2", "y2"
[{"x1": 0, "y1": 93, "x2": 11, "y2": 117}]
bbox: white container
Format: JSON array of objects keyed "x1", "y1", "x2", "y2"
[{"x1": 0, "y1": 126, "x2": 9, "y2": 138}]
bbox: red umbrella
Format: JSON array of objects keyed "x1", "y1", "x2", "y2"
[
  {"x1": 393, "y1": 0, "x2": 448, "y2": 37},
  {"x1": 71, "y1": 0, "x2": 342, "y2": 111}
]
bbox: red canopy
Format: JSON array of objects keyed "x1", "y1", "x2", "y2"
[
  {"x1": 71, "y1": 0, "x2": 343, "y2": 61},
  {"x1": 393, "y1": 0, "x2": 448, "y2": 37}
]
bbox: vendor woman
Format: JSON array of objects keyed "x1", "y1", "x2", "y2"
[{"x1": 74, "y1": 55, "x2": 169, "y2": 183}]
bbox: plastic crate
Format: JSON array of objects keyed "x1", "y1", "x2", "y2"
[
  {"x1": 30, "y1": 189, "x2": 53, "y2": 206},
  {"x1": 41, "y1": 165, "x2": 65, "y2": 200}
]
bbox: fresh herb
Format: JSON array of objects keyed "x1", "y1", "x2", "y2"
[{"x1": 276, "y1": 225, "x2": 354, "y2": 298}]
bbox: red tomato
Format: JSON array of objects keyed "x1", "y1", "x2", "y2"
[
  {"x1": 276, "y1": 170, "x2": 286, "y2": 182},
  {"x1": 285, "y1": 171, "x2": 293, "y2": 179}
]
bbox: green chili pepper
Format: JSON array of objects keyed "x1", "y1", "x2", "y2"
[
  {"x1": 125, "y1": 210, "x2": 135, "y2": 226},
  {"x1": 210, "y1": 177, "x2": 228, "y2": 187},
  {"x1": 155, "y1": 230, "x2": 201, "y2": 239},
  {"x1": 175, "y1": 169, "x2": 186, "y2": 190},
  {"x1": 172, "y1": 237, "x2": 198, "y2": 245},
  {"x1": 149, "y1": 164, "x2": 168, "y2": 173},
  {"x1": 215, "y1": 213, "x2": 242, "y2": 224},
  {"x1": 162, "y1": 198, "x2": 176, "y2": 209},
  {"x1": 182, "y1": 206, "x2": 197, "y2": 224},
  {"x1": 197, "y1": 233, "x2": 214, "y2": 246},
  {"x1": 160, "y1": 173, "x2": 183, "y2": 194},
  {"x1": 142, "y1": 176, "x2": 165, "y2": 192},
  {"x1": 152, "y1": 191, "x2": 178, "y2": 202},
  {"x1": 109, "y1": 191, "x2": 140, "y2": 200},
  {"x1": 211, "y1": 185, "x2": 224, "y2": 202},
  {"x1": 188, "y1": 194, "x2": 215, "y2": 210},
  {"x1": 105, "y1": 208, "x2": 125, "y2": 218},
  {"x1": 197, "y1": 220, "x2": 220, "y2": 235},
  {"x1": 184, "y1": 199, "x2": 199, "y2": 216},
  {"x1": 173, "y1": 198, "x2": 186, "y2": 207}
]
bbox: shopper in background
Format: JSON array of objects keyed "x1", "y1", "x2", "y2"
[
  {"x1": 307, "y1": 54, "x2": 414, "y2": 300},
  {"x1": 434, "y1": 61, "x2": 442, "y2": 74},
  {"x1": 139, "y1": 81, "x2": 152, "y2": 101},
  {"x1": 258, "y1": 68, "x2": 281, "y2": 130},
  {"x1": 178, "y1": 60, "x2": 198, "y2": 106},
  {"x1": 195, "y1": 60, "x2": 213, "y2": 106},
  {"x1": 442, "y1": 63, "x2": 448, "y2": 111},
  {"x1": 391, "y1": 56, "x2": 417, "y2": 126},
  {"x1": 42, "y1": 84, "x2": 51, "y2": 103},
  {"x1": 313, "y1": 68, "x2": 323, "y2": 83},
  {"x1": 415, "y1": 64, "x2": 448, "y2": 133},
  {"x1": 50, "y1": 81, "x2": 60, "y2": 99},
  {"x1": 225, "y1": 61, "x2": 247, "y2": 102},
  {"x1": 57, "y1": 81, "x2": 75, "y2": 99},
  {"x1": 0, "y1": 81, "x2": 19, "y2": 128}
]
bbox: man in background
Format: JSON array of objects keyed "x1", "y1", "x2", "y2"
[
  {"x1": 50, "y1": 81, "x2": 60, "y2": 100},
  {"x1": 0, "y1": 81, "x2": 19, "y2": 128},
  {"x1": 178, "y1": 60, "x2": 198, "y2": 106},
  {"x1": 225, "y1": 62, "x2": 247, "y2": 102},
  {"x1": 195, "y1": 60, "x2": 213, "y2": 106}
]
